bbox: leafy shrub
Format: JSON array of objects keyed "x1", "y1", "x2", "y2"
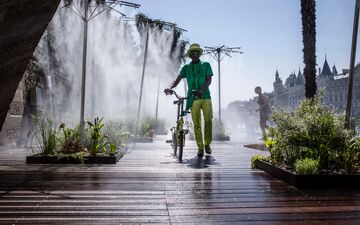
[
  {"x1": 59, "y1": 123, "x2": 84, "y2": 154},
  {"x1": 295, "y1": 158, "x2": 319, "y2": 175},
  {"x1": 139, "y1": 117, "x2": 167, "y2": 135},
  {"x1": 139, "y1": 117, "x2": 156, "y2": 138},
  {"x1": 54, "y1": 151, "x2": 88, "y2": 163},
  {"x1": 154, "y1": 119, "x2": 167, "y2": 135},
  {"x1": 213, "y1": 118, "x2": 229, "y2": 139},
  {"x1": 26, "y1": 113, "x2": 58, "y2": 155},
  {"x1": 341, "y1": 136, "x2": 360, "y2": 174},
  {"x1": 27, "y1": 115, "x2": 132, "y2": 160},
  {"x1": 87, "y1": 117, "x2": 108, "y2": 156},
  {"x1": 106, "y1": 120, "x2": 131, "y2": 149},
  {"x1": 267, "y1": 94, "x2": 356, "y2": 173}
]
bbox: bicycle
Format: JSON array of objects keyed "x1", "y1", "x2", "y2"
[{"x1": 165, "y1": 90, "x2": 190, "y2": 162}]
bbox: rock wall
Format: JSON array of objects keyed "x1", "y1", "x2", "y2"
[{"x1": 0, "y1": 0, "x2": 60, "y2": 131}]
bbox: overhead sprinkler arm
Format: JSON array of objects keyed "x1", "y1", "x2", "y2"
[
  {"x1": 203, "y1": 45, "x2": 244, "y2": 122},
  {"x1": 63, "y1": 0, "x2": 140, "y2": 21},
  {"x1": 135, "y1": 14, "x2": 187, "y2": 33},
  {"x1": 115, "y1": 0, "x2": 140, "y2": 8}
]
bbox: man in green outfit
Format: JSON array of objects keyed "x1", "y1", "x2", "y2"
[{"x1": 164, "y1": 43, "x2": 213, "y2": 158}]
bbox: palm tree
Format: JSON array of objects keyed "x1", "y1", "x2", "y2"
[{"x1": 301, "y1": 0, "x2": 317, "y2": 99}]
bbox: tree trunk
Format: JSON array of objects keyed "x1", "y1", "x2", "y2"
[{"x1": 301, "y1": 0, "x2": 317, "y2": 99}]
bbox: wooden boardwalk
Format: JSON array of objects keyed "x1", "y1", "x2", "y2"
[{"x1": 0, "y1": 136, "x2": 360, "y2": 224}]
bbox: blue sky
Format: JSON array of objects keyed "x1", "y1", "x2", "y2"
[{"x1": 133, "y1": 0, "x2": 357, "y2": 103}]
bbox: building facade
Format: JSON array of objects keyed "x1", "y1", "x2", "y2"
[{"x1": 273, "y1": 58, "x2": 360, "y2": 116}]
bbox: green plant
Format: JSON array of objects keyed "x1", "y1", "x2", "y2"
[
  {"x1": 139, "y1": 117, "x2": 156, "y2": 138},
  {"x1": 154, "y1": 119, "x2": 167, "y2": 135},
  {"x1": 295, "y1": 158, "x2": 319, "y2": 175},
  {"x1": 87, "y1": 117, "x2": 107, "y2": 156},
  {"x1": 123, "y1": 119, "x2": 135, "y2": 133},
  {"x1": 26, "y1": 113, "x2": 58, "y2": 155},
  {"x1": 251, "y1": 154, "x2": 268, "y2": 169},
  {"x1": 213, "y1": 118, "x2": 228, "y2": 138},
  {"x1": 59, "y1": 123, "x2": 84, "y2": 154},
  {"x1": 106, "y1": 121, "x2": 131, "y2": 149},
  {"x1": 26, "y1": 115, "x2": 128, "y2": 161},
  {"x1": 267, "y1": 94, "x2": 353, "y2": 172},
  {"x1": 340, "y1": 136, "x2": 360, "y2": 174},
  {"x1": 53, "y1": 151, "x2": 88, "y2": 164}
]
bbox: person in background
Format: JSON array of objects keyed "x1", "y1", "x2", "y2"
[
  {"x1": 255, "y1": 86, "x2": 271, "y2": 138},
  {"x1": 164, "y1": 43, "x2": 214, "y2": 158}
]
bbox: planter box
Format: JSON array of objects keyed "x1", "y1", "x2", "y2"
[
  {"x1": 254, "y1": 160, "x2": 360, "y2": 188},
  {"x1": 26, "y1": 151, "x2": 124, "y2": 164},
  {"x1": 213, "y1": 136, "x2": 230, "y2": 141},
  {"x1": 244, "y1": 143, "x2": 267, "y2": 151},
  {"x1": 130, "y1": 138, "x2": 153, "y2": 143}
]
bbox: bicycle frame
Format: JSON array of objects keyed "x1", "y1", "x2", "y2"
[{"x1": 167, "y1": 90, "x2": 189, "y2": 162}]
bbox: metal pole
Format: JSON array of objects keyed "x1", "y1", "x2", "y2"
[
  {"x1": 155, "y1": 77, "x2": 160, "y2": 123},
  {"x1": 217, "y1": 48, "x2": 221, "y2": 122},
  {"x1": 134, "y1": 24, "x2": 150, "y2": 144},
  {"x1": 126, "y1": 86, "x2": 129, "y2": 119},
  {"x1": 46, "y1": 30, "x2": 54, "y2": 117},
  {"x1": 90, "y1": 57, "x2": 95, "y2": 120},
  {"x1": 345, "y1": 0, "x2": 360, "y2": 129},
  {"x1": 80, "y1": 0, "x2": 89, "y2": 143}
]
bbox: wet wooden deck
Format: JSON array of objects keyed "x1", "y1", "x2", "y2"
[{"x1": 0, "y1": 136, "x2": 360, "y2": 224}]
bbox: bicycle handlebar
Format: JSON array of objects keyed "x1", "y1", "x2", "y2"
[
  {"x1": 166, "y1": 89, "x2": 191, "y2": 116},
  {"x1": 167, "y1": 90, "x2": 187, "y2": 100}
]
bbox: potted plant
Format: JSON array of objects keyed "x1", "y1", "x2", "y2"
[
  {"x1": 252, "y1": 95, "x2": 360, "y2": 188},
  {"x1": 212, "y1": 118, "x2": 230, "y2": 141},
  {"x1": 133, "y1": 117, "x2": 156, "y2": 143},
  {"x1": 26, "y1": 114, "x2": 129, "y2": 164}
]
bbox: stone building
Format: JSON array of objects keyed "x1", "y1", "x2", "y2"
[{"x1": 273, "y1": 57, "x2": 360, "y2": 116}]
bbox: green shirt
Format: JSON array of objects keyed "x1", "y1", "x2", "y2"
[{"x1": 180, "y1": 60, "x2": 213, "y2": 110}]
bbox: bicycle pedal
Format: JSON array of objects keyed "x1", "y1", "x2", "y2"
[{"x1": 166, "y1": 140, "x2": 172, "y2": 143}]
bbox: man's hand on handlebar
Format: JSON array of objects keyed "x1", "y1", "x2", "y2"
[{"x1": 164, "y1": 88, "x2": 173, "y2": 95}]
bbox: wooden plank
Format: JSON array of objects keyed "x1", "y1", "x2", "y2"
[{"x1": 0, "y1": 136, "x2": 359, "y2": 224}]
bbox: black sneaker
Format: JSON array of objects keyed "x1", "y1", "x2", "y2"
[
  {"x1": 197, "y1": 150, "x2": 204, "y2": 158},
  {"x1": 205, "y1": 145, "x2": 212, "y2": 154}
]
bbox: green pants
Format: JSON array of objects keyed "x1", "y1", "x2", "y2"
[{"x1": 191, "y1": 99, "x2": 213, "y2": 151}]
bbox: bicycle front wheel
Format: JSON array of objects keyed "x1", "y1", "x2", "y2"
[
  {"x1": 178, "y1": 131, "x2": 184, "y2": 162},
  {"x1": 172, "y1": 131, "x2": 177, "y2": 156}
]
